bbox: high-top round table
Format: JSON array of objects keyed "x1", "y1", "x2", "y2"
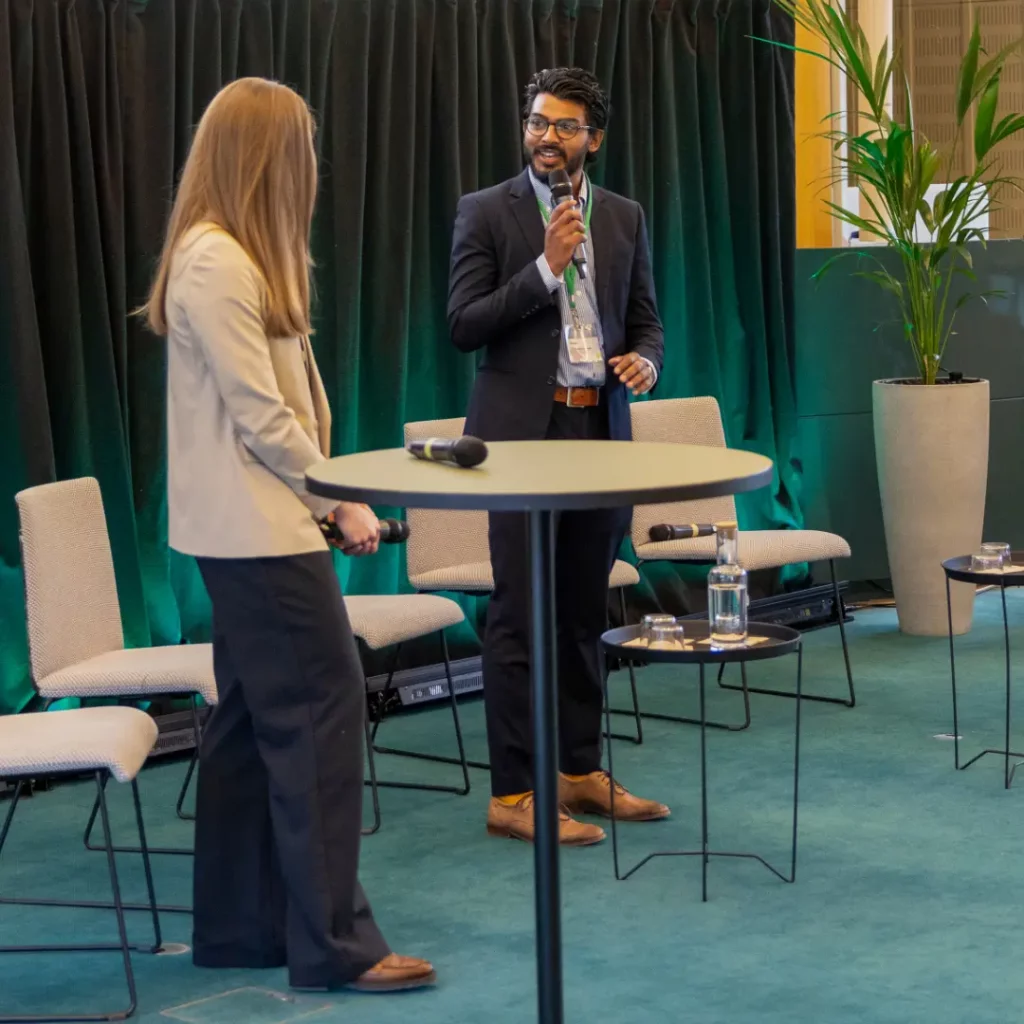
[{"x1": 307, "y1": 439, "x2": 773, "y2": 1024}]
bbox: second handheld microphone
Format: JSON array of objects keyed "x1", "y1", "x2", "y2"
[
  {"x1": 320, "y1": 517, "x2": 410, "y2": 546},
  {"x1": 548, "y1": 168, "x2": 588, "y2": 281},
  {"x1": 648, "y1": 523, "x2": 718, "y2": 543}
]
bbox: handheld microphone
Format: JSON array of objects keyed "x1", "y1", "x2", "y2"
[
  {"x1": 548, "y1": 169, "x2": 588, "y2": 281},
  {"x1": 407, "y1": 435, "x2": 488, "y2": 468},
  {"x1": 649, "y1": 523, "x2": 718, "y2": 543},
  {"x1": 320, "y1": 517, "x2": 410, "y2": 546}
]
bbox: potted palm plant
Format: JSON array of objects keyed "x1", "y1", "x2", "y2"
[{"x1": 767, "y1": 1, "x2": 1024, "y2": 635}]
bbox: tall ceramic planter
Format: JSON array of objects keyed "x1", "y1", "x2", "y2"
[{"x1": 873, "y1": 379, "x2": 990, "y2": 636}]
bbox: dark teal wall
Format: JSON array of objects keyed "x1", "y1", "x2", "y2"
[{"x1": 796, "y1": 240, "x2": 1024, "y2": 582}]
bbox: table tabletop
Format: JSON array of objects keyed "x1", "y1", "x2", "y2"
[
  {"x1": 602, "y1": 621, "x2": 801, "y2": 665},
  {"x1": 943, "y1": 553, "x2": 1024, "y2": 587},
  {"x1": 306, "y1": 440, "x2": 773, "y2": 511}
]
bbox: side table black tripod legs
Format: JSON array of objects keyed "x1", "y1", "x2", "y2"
[
  {"x1": 947, "y1": 576, "x2": 1024, "y2": 789},
  {"x1": 605, "y1": 642, "x2": 802, "y2": 902},
  {"x1": 720, "y1": 560, "x2": 854, "y2": 708}
]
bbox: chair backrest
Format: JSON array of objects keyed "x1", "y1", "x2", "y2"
[
  {"x1": 15, "y1": 478, "x2": 124, "y2": 682},
  {"x1": 629, "y1": 397, "x2": 737, "y2": 551},
  {"x1": 402, "y1": 417, "x2": 492, "y2": 579}
]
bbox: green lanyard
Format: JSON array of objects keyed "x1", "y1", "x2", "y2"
[{"x1": 537, "y1": 189, "x2": 593, "y2": 302}]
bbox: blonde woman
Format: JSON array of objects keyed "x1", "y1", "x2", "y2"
[{"x1": 141, "y1": 78, "x2": 434, "y2": 993}]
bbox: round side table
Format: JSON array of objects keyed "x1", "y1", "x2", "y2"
[
  {"x1": 601, "y1": 621, "x2": 802, "y2": 903},
  {"x1": 943, "y1": 555, "x2": 1024, "y2": 788},
  {"x1": 308, "y1": 439, "x2": 773, "y2": 1024}
]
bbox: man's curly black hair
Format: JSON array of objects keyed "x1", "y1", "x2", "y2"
[{"x1": 522, "y1": 67, "x2": 610, "y2": 132}]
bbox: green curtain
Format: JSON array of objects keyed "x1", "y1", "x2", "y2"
[{"x1": 0, "y1": 0, "x2": 797, "y2": 714}]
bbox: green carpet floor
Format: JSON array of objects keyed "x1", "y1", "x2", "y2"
[{"x1": 3, "y1": 593, "x2": 1024, "y2": 1023}]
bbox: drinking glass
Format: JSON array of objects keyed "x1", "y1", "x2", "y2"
[
  {"x1": 641, "y1": 614, "x2": 676, "y2": 645},
  {"x1": 971, "y1": 551, "x2": 1002, "y2": 573},
  {"x1": 981, "y1": 542, "x2": 1011, "y2": 568},
  {"x1": 647, "y1": 622, "x2": 686, "y2": 651}
]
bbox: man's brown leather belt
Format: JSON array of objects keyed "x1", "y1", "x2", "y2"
[{"x1": 553, "y1": 386, "x2": 601, "y2": 408}]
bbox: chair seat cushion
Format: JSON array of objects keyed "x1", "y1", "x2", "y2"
[
  {"x1": 0, "y1": 706, "x2": 158, "y2": 783},
  {"x1": 635, "y1": 530, "x2": 851, "y2": 571},
  {"x1": 345, "y1": 594, "x2": 465, "y2": 651},
  {"x1": 410, "y1": 560, "x2": 640, "y2": 594},
  {"x1": 609, "y1": 560, "x2": 641, "y2": 588},
  {"x1": 410, "y1": 561, "x2": 494, "y2": 593},
  {"x1": 38, "y1": 644, "x2": 218, "y2": 705}
]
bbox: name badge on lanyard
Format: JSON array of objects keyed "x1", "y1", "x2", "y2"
[{"x1": 566, "y1": 321, "x2": 601, "y2": 364}]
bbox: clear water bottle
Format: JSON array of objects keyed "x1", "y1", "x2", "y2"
[{"x1": 708, "y1": 521, "x2": 748, "y2": 647}]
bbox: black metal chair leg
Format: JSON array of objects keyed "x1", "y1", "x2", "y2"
[
  {"x1": 832, "y1": 560, "x2": 857, "y2": 708},
  {"x1": 67, "y1": 774, "x2": 191, "y2": 915},
  {"x1": 362, "y1": 709, "x2": 382, "y2": 836},
  {"x1": 0, "y1": 770, "x2": 165, "y2": 1023},
  {"x1": 617, "y1": 659, "x2": 751, "y2": 732},
  {"x1": 175, "y1": 696, "x2": 202, "y2": 821},
  {"x1": 83, "y1": 774, "x2": 193, "y2": 858},
  {"x1": 369, "y1": 633, "x2": 488, "y2": 792},
  {"x1": 130, "y1": 778, "x2": 163, "y2": 952},
  {"x1": 97, "y1": 771, "x2": 141, "y2": 1019},
  {"x1": 720, "y1": 559, "x2": 856, "y2": 708},
  {"x1": 604, "y1": 589, "x2": 643, "y2": 744}
]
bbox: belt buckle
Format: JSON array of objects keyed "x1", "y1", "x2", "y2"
[{"x1": 566, "y1": 387, "x2": 588, "y2": 408}]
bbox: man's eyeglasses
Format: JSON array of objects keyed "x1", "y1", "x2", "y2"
[{"x1": 524, "y1": 114, "x2": 594, "y2": 141}]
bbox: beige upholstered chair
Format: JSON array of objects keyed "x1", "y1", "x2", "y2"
[
  {"x1": 15, "y1": 478, "x2": 217, "y2": 848},
  {"x1": 403, "y1": 418, "x2": 644, "y2": 743},
  {"x1": 0, "y1": 705, "x2": 162, "y2": 1021},
  {"x1": 628, "y1": 396, "x2": 855, "y2": 716},
  {"x1": 344, "y1": 593, "x2": 477, "y2": 833}
]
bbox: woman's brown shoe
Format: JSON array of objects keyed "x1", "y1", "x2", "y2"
[{"x1": 347, "y1": 953, "x2": 437, "y2": 992}]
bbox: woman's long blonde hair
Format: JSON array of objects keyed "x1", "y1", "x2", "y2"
[{"x1": 141, "y1": 77, "x2": 318, "y2": 338}]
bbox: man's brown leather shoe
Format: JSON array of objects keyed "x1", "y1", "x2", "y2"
[
  {"x1": 347, "y1": 953, "x2": 436, "y2": 992},
  {"x1": 487, "y1": 793, "x2": 605, "y2": 846},
  {"x1": 559, "y1": 771, "x2": 671, "y2": 822}
]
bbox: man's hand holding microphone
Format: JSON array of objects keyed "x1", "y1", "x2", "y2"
[{"x1": 543, "y1": 198, "x2": 587, "y2": 279}]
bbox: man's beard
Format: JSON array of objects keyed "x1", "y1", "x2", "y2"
[{"x1": 525, "y1": 143, "x2": 587, "y2": 183}]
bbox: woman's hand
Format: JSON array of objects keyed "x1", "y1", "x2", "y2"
[{"x1": 329, "y1": 503, "x2": 380, "y2": 556}]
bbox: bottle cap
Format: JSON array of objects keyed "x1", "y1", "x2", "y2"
[{"x1": 715, "y1": 520, "x2": 738, "y2": 530}]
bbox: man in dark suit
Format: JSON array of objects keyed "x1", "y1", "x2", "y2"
[{"x1": 448, "y1": 67, "x2": 670, "y2": 846}]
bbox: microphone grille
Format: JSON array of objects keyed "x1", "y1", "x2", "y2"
[
  {"x1": 453, "y1": 435, "x2": 488, "y2": 468},
  {"x1": 549, "y1": 168, "x2": 573, "y2": 203}
]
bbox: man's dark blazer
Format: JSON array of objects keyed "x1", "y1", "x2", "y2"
[{"x1": 447, "y1": 168, "x2": 664, "y2": 442}]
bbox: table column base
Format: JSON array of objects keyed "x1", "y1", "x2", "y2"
[{"x1": 529, "y1": 509, "x2": 562, "y2": 1024}]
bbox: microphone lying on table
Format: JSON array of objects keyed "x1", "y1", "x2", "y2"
[
  {"x1": 407, "y1": 435, "x2": 488, "y2": 468},
  {"x1": 320, "y1": 517, "x2": 410, "y2": 546},
  {"x1": 648, "y1": 523, "x2": 717, "y2": 542}
]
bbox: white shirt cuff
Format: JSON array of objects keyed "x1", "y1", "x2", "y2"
[
  {"x1": 535, "y1": 254, "x2": 563, "y2": 292},
  {"x1": 638, "y1": 356, "x2": 658, "y2": 386}
]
